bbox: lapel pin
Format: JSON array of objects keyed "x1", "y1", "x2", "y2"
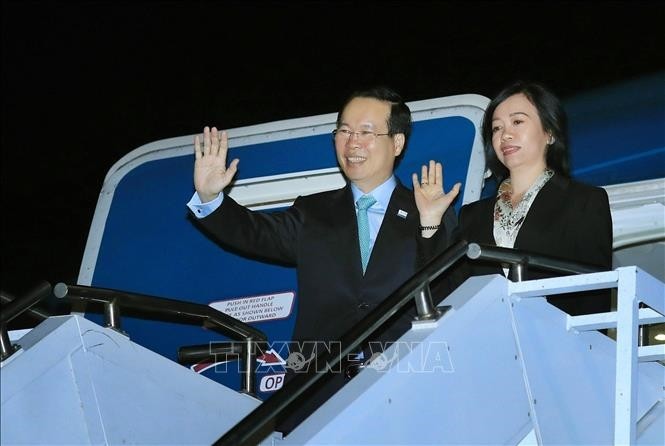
[{"x1": 397, "y1": 209, "x2": 408, "y2": 219}]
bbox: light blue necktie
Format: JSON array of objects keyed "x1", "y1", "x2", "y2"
[{"x1": 356, "y1": 194, "x2": 377, "y2": 274}]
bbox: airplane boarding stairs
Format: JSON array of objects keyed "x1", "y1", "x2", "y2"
[
  {"x1": 274, "y1": 267, "x2": 665, "y2": 445},
  {"x1": 1, "y1": 314, "x2": 269, "y2": 445},
  {"x1": 2, "y1": 264, "x2": 664, "y2": 445}
]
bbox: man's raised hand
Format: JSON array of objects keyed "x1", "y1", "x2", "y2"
[{"x1": 193, "y1": 126, "x2": 239, "y2": 202}]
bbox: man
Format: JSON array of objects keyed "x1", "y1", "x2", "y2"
[{"x1": 188, "y1": 86, "x2": 459, "y2": 432}]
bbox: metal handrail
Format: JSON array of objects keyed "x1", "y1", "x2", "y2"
[
  {"x1": 216, "y1": 240, "x2": 604, "y2": 445},
  {"x1": 0, "y1": 281, "x2": 53, "y2": 361},
  {"x1": 178, "y1": 342, "x2": 246, "y2": 365},
  {"x1": 467, "y1": 242, "x2": 603, "y2": 281},
  {"x1": 54, "y1": 283, "x2": 268, "y2": 394},
  {"x1": 1, "y1": 290, "x2": 52, "y2": 321}
]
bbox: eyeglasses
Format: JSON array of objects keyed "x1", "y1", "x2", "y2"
[{"x1": 332, "y1": 128, "x2": 391, "y2": 143}]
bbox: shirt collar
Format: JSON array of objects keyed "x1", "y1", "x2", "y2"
[{"x1": 351, "y1": 176, "x2": 397, "y2": 210}]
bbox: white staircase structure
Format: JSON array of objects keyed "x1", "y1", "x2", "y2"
[{"x1": 2, "y1": 267, "x2": 663, "y2": 445}]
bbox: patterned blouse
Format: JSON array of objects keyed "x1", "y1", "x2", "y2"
[{"x1": 493, "y1": 169, "x2": 554, "y2": 250}]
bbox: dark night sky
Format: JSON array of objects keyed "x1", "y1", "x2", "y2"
[{"x1": 2, "y1": 1, "x2": 664, "y2": 303}]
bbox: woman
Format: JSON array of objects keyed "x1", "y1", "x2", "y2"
[{"x1": 414, "y1": 81, "x2": 613, "y2": 315}]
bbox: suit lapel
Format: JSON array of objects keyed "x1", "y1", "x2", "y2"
[
  {"x1": 327, "y1": 184, "x2": 365, "y2": 281},
  {"x1": 365, "y1": 184, "x2": 417, "y2": 278},
  {"x1": 472, "y1": 200, "x2": 496, "y2": 245},
  {"x1": 514, "y1": 174, "x2": 568, "y2": 249}
]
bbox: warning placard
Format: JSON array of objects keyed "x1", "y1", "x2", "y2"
[{"x1": 209, "y1": 291, "x2": 295, "y2": 323}]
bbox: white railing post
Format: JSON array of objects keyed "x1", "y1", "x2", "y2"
[{"x1": 614, "y1": 266, "x2": 639, "y2": 445}]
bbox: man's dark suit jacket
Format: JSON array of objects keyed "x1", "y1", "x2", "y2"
[
  {"x1": 193, "y1": 180, "x2": 456, "y2": 348},
  {"x1": 192, "y1": 180, "x2": 456, "y2": 434},
  {"x1": 450, "y1": 174, "x2": 613, "y2": 315}
]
